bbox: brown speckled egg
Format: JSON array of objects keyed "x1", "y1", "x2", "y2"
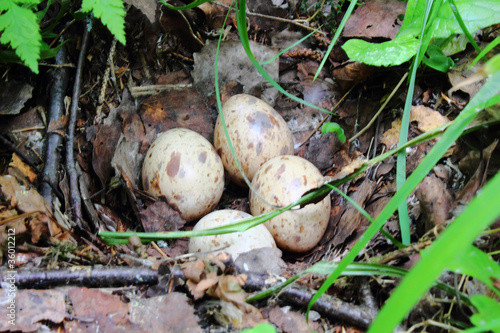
[
  {"x1": 189, "y1": 210, "x2": 276, "y2": 259},
  {"x1": 249, "y1": 155, "x2": 330, "y2": 253},
  {"x1": 142, "y1": 128, "x2": 224, "y2": 221},
  {"x1": 214, "y1": 94, "x2": 294, "y2": 187}
]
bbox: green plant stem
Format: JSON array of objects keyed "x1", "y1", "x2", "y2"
[{"x1": 448, "y1": 0, "x2": 481, "y2": 53}]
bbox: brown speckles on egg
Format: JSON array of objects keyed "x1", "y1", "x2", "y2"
[
  {"x1": 167, "y1": 151, "x2": 181, "y2": 177},
  {"x1": 275, "y1": 164, "x2": 286, "y2": 178},
  {"x1": 256, "y1": 141, "x2": 263, "y2": 156}
]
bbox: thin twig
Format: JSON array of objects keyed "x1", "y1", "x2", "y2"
[{"x1": 66, "y1": 17, "x2": 92, "y2": 227}]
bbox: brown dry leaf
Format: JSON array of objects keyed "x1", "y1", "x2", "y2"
[
  {"x1": 381, "y1": 105, "x2": 450, "y2": 149},
  {"x1": 9, "y1": 153, "x2": 37, "y2": 183},
  {"x1": 139, "y1": 199, "x2": 186, "y2": 232},
  {"x1": 92, "y1": 123, "x2": 122, "y2": 185},
  {"x1": 188, "y1": 270, "x2": 220, "y2": 300},
  {"x1": 331, "y1": 179, "x2": 375, "y2": 248},
  {"x1": 343, "y1": 0, "x2": 406, "y2": 39},
  {"x1": 456, "y1": 140, "x2": 498, "y2": 202},
  {"x1": 0, "y1": 175, "x2": 52, "y2": 214},
  {"x1": 0, "y1": 289, "x2": 65, "y2": 332},
  {"x1": 140, "y1": 87, "x2": 215, "y2": 142},
  {"x1": 415, "y1": 174, "x2": 453, "y2": 235},
  {"x1": 29, "y1": 213, "x2": 59, "y2": 243},
  {"x1": 182, "y1": 259, "x2": 206, "y2": 283},
  {"x1": 268, "y1": 306, "x2": 323, "y2": 333},
  {"x1": 47, "y1": 114, "x2": 68, "y2": 137},
  {"x1": 129, "y1": 292, "x2": 202, "y2": 332},
  {"x1": 199, "y1": 0, "x2": 234, "y2": 31},
  {"x1": 124, "y1": 0, "x2": 157, "y2": 23}
]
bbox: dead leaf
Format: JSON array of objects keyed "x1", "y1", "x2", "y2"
[
  {"x1": 343, "y1": 0, "x2": 406, "y2": 39},
  {"x1": 416, "y1": 174, "x2": 453, "y2": 235},
  {"x1": 92, "y1": 123, "x2": 122, "y2": 185},
  {"x1": 47, "y1": 115, "x2": 68, "y2": 137},
  {"x1": 381, "y1": 105, "x2": 450, "y2": 149},
  {"x1": 0, "y1": 175, "x2": 52, "y2": 214},
  {"x1": 124, "y1": 0, "x2": 157, "y2": 23},
  {"x1": 129, "y1": 292, "x2": 202, "y2": 332},
  {"x1": 139, "y1": 199, "x2": 186, "y2": 232},
  {"x1": 0, "y1": 80, "x2": 33, "y2": 115},
  {"x1": 268, "y1": 306, "x2": 323, "y2": 333},
  {"x1": 0, "y1": 289, "x2": 65, "y2": 332},
  {"x1": 9, "y1": 153, "x2": 37, "y2": 183}
]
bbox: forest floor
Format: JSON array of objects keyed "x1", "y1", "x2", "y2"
[{"x1": 0, "y1": 0, "x2": 499, "y2": 332}]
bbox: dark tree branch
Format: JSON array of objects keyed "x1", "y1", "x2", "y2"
[{"x1": 42, "y1": 42, "x2": 70, "y2": 206}]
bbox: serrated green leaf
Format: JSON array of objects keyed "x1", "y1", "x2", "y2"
[
  {"x1": 81, "y1": 0, "x2": 126, "y2": 45},
  {"x1": 0, "y1": 0, "x2": 42, "y2": 73},
  {"x1": 470, "y1": 295, "x2": 500, "y2": 333}
]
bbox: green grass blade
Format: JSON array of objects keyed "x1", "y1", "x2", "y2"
[
  {"x1": 396, "y1": 0, "x2": 437, "y2": 246},
  {"x1": 235, "y1": 0, "x2": 334, "y2": 115},
  {"x1": 469, "y1": 36, "x2": 500, "y2": 69},
  {"x1": 307, "y1": 69, "x2": 500, "y2": 322},
  {"x1": 448, "y1": 0, "x2": 481, "y2": 53},
  {"x1": 313, "y1": 0, "x2": 358, "y2": 81},
  {"x1": 367, "y1": 169, "x2": 500, "y2": 332}
]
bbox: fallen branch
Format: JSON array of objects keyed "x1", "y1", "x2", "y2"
[
  {"x1": 41, "y1": 41, "x2": 70, "y2": 206},
  {"x1": 66, "y1": 18, "x2": 92, "y2": 228}
]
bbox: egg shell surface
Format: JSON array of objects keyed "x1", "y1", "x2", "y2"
[
  {"x1": 142, "y1": 128, "x2": 224, "y2": 221},
  {"x1": 189, "y1": 210, "x2": 276, "y2": 259},
  {"x1": 214, "y1": 94, "x2": 294, "y2": 187},
  {"x1": 249, "y1": 155, "x2": 331, "y2": 253}
]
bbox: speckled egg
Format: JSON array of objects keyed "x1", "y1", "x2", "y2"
[
  {"x1": 188, "y1": 210, "x2": 276, "y2": 259},
  {"x1": 142, "y1": 128, "x2": 224, "y2": 221},
  {"x1": 249, "y1": 155, "x2": 331, "y2": 253},
  {"x1": 214, "y1": 94, "x2": 294, "y2": 187}
]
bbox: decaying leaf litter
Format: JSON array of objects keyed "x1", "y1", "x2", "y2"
[{"x1": 0, "y1": 0, "x2": 499, "y2": 332}]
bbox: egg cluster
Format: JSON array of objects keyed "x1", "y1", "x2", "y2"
[{"x1": 142, "y1": 94, "x2": 331, "y2": 258}]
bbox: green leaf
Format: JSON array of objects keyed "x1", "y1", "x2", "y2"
[
  {"x1": 422, "y1": 44, "x2": 454, "y2": 72},
  {"x1": 342, "y1": 34, "x2": 420, "y2": 67},
  {"x1": 470, "y1": 295, "x2": 500, "y2": 333},
  {"x1": 321, "y1": 122, "x2": 346, "y2": 142},
  {"x1": 448, "y1": 245, "x2": 500, "y2": 298},
  {"x1": 0, "y1": 0, "x2": 42, "y2": 73},
  {"x1": 342, "y1": 0, "x2": 500, "y2": 67},
  {"x1": 81, "y1": 0, "x2": 126, "y2": 45},
  {"x1": 159, "y1": 0, "x2": 213, "y2": 11}
]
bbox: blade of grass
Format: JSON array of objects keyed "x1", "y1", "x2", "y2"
[
  {"x1": 235, "y1": 0, "x2": 334, "y2": 115},
  {"x1": 469, "y1": 36, "x2": 500, "y2": 69},
  {"x1": 448, "y1": 0, "x2": 481, "y2": 53},
  {"x1": 397, "y1": 0, "x2": 442, "y2": 246},
  {"x1": 306, "y1": 69, "x2": 500, "y2": 322},
  {"x1": 313, "y1": 0, "x2": 358, "y2": 81},
  {"x1": 367, "y1": 169, "x2": 500, "y2": 332}
]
